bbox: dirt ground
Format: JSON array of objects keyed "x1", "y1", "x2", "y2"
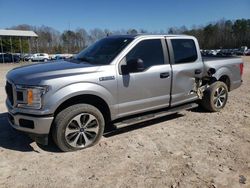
[{"x1": 0, "y1": 57, "x2": 250, "y2": 188}]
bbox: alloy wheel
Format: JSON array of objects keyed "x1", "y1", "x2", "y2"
[
  {"x1": 65, "y1": 113, "x2": 99, "y2": 148},
  {"x1": 213, "y1": 86, "x2": 227, "y2": 108}
]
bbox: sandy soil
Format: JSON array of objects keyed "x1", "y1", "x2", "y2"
[{"x1": 0, "y1": 58, "x2": 250, "y2": 188}]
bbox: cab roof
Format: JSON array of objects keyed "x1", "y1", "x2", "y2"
[{"x1": 107, "y1": 34, "x2": 190, "y2": 39}]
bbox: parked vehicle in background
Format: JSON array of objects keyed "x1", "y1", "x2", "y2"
[
  {"x1": 210, "y1": 50, "x2": 220, "y2": 56},
  {"x1": 217, "y1": 49, "x2": 235, "y2": 56},
  {"x1": 245, "y1": 49, "x2": 250, "y2": 56},
  {"x1": 0, "y1": 53, "x2": 20, "y2": 63},
  {"x1": 202, "y1": 48, "x2": 247, "y2": 57},
  {"x1": 241, "y1": 46, "x2": 248, "y2": 54},
  {"x1": 5, "y1": 35, "x2": 243, "y2": 152},
  {"x1": 22, "y1": 54, "x2": 33, "y2": 62},
  {"x1": 55, "y1": 56, "x2": 66, "y2": 60},
  {"x1": 51, "y1": 54, "x2": 74, "y2": 61},
  {"x1": 31, "y1": 53, "x2": 49, "y2": 62},
  {"x1": 50, "y1": 54, "x2": 58, "y2": 60},
  {"x1": 236, "y1": 50, "x2": 244, "y2": 56},
  {"x1": 51, "y1": 54, "x2": 67, "y2": 61},
  {"x1": 235, "y1": 46, "x2": 248, "y2": 56}
]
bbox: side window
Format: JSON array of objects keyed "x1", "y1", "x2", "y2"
[
  {"x1": 126, "y1": 39, "x2": 165, "y2": 70},
  {"x1": 171, "y1": 39, "x2": 197, "y2": 64}
]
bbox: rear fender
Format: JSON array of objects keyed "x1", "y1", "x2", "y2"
[{"x1": 213, "y1": 67, "x2": 232, "y2": 81}]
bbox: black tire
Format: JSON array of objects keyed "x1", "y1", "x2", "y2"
[
  {"x1": 201, "y1": 81, "x2": 228, "y2": 112},
  {"x1": 52, "y1": 104, "x2": 105, "y2": 152}
]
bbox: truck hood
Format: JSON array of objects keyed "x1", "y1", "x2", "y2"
[{"x1": 6, "y1": 60, "x2": 100, "y2": 85}]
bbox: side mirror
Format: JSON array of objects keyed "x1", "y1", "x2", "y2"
[
  {"x1": 207, "y1": 68, "x2": 216, "y2": 76},
  {"x1": 128, "y1": 58, "x2": 144, "y2": 72},
  {"x1": 121, "y1": 58, "x2": 145, "y2": 75}
]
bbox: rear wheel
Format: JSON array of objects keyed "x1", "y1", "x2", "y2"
[
  {"x1": 201, "y1": 81, "x2": 228, "y2": 112},
  {"x1": 52, "y1": 104, "x2": 105, "y2": 152}
]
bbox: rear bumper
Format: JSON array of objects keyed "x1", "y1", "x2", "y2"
[{"x1": 230, "y1": 79, "x2": 242, "y2": 91}]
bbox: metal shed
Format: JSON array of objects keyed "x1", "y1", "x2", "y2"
[{"x1": 0, "y1": 29, "x2": 38, "y2": 63}]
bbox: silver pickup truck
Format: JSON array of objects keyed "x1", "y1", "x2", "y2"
[{"x1": 5, "y1": 35, "x2": 243, "y2": 151}]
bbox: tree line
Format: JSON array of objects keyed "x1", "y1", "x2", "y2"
[
  {"x1": 1, "y1": 18, "x2": 250, "y2": 54},
  {"x1": 169, "y1": 19, "x2": 250, "y2": 50}
]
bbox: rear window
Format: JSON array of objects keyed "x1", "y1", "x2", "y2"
[{"x1": 171, "y1": 39, "x2": 197, "y2": 64}]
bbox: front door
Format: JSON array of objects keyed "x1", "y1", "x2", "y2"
[{"x1": 117, "y1": 38, "x2": 171, "y2": 118}]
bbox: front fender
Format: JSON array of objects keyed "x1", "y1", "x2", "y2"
[{"x1": 44, "y1": 82, "x2": 116, "y2": 115}]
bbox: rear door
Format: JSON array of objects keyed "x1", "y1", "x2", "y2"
[
  {"x1": 167, "y1": 37, "x2": 203, "y2": 106},
  {"x1": 117, "y1": 38, "x2": 172, "y2": 118},
  {"x1": 38, "y1": 54, "x2": 44, "y2": 61}
]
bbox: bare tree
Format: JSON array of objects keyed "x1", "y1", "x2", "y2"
[
  {"x1": 6, "y1": 18, "x2": 250, "y2": 54},
  {"x1": 75, "y1": 28, "x2": 88, "y2": 51},
  {"x1": 89, "y1": 28, "x2": 106, "y2": 43}
]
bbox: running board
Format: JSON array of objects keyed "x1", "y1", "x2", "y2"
[{"x1": 114, "y1": 103, "x2": 198, "y2": 129}]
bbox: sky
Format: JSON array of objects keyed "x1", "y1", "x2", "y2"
[{"x1": 0, "y1": 0, "x2": 249, "y2": 32}]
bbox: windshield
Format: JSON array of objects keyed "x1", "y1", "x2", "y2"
[{"x1": 75, "y1": 37, "x2": 133, "y2": 65}]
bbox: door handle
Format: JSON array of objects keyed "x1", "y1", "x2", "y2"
[
  {"x1": 160, "y1": 72, "x2": 170, "y2": 78},
  {"x1": 195, "y1": 69, "x2": 202, "y2": 74}
]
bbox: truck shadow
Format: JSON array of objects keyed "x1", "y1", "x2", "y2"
[
  {"x1": 0, "y1": 112, "x2": 60, "y2": 153},
  {"x1": 103, "y1": 113, "x2": 184, "y2": 138},
  {"x1": 33, "y1": 115, "x2": 184, "y2": 152},
  {"x1": 0, "y1": 112, "x2": 184, "y2": 152},
  {"x1": 0, "y1": 112, "x2": 36, "y2": 152},
  {"x1": 189, "y1": 106, "x2": 210, "y2": 113}
]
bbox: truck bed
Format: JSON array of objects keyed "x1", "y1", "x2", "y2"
[
  {"x1": 202, "y1": 56, "x2": 240, "y2": 62},
  {"x1": 203, "y1": 56, "x2": 242, "y2": 68},
  {"x1": 202, "y1": 55, "x2": 243, "y2": 91}
]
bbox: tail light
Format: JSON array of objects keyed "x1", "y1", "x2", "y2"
[{"x1": 240, "y1": 63, "x2": 244, "y2": 76}]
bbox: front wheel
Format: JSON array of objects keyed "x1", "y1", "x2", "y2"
[
  {"x1": 200, "y1": 81, "x2": 228, "y2": 112},
  {"x1": 52, "y1": 104, "x2": 105, "y2": 152}
]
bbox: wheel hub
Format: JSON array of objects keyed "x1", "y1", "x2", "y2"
[
  {"x1": 64, "y1": 113, "x2": 99, "y2": 148},
  {"x1": 213, "y1": 86, "x2": 227, "y2": 108}
]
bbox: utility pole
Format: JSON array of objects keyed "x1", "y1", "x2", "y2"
[{"x1": 10, "y1": 37, "x2": 14, "y2": 62}]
